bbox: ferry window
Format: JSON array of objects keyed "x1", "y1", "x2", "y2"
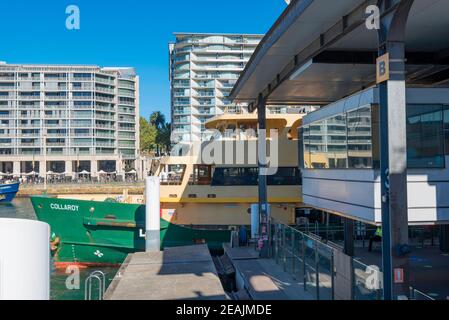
[
  {"x1": 407, "y1": 104, "x2": 444, "y2": 168},
  {"x1": 211, "y1": 167, "x2": 301, "y2": 186},
  {"x1": 192, "y1": 165, "x2": 212, "y2": 185},
  {"x1": 347, "y1": 106, "x2": 373, "y2": 169},
  {"x1": 267, "y1": 167, "x2": 302, "y2": 186}
]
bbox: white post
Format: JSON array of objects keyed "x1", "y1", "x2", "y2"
[
  {"x1": 145, "y1": 176, "x2": 160, "y2": 252},
  {"x1": 251, "y1": 204, "x2": 260, "y2": 240},
  {"x1": 0, "y1": 219, "x2": 50, "y2": 300}
]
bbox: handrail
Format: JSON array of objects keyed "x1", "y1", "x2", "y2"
[{"x1": 85, "y1": 270, "x2": 106, "y2": 300}]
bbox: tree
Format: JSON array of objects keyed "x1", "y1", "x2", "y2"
[
  {"x1": 156, "y1": 122, "x2": 172, "y2": 155},
  {"x1": 139, "y1": 116, "x2": 157, "y2": 153}
]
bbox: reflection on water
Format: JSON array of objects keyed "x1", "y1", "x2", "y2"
[{"x1": 0, "y1": 197, "x2": 118, "y2": 300}]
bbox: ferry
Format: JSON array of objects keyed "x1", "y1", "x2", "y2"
[
  {"x1": 30, "y1": 111, "x2": 308, "y2": 267},
  {"x1": 0, "y1": 181, "x2": 20, "y2": 203}
]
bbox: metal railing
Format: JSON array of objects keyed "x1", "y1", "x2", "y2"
[
  {"x1": 410, "y1": 287, "x2": 436, "y2": 301},
  {"x1": 85, "y1": 271, "x2": 106, "y2": 300},
  {"x1": 270, "y1": 221, "x2": 335, "y2": 300}
]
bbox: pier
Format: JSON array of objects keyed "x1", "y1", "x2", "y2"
[{"x1": 104, "y1": 245, "x2": 227, "y2": 300}]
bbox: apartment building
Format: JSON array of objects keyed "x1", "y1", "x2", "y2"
[
  {"x1": 0, "y1": 62, "x2": 139, "y2": 179},
  {"x1": 169, "y1": 33, "x2": 263, "y2": 143}
]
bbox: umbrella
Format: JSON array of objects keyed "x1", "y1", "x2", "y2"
[
  {"x1": 46, "y1": 171, "x2": 54, "y2": 175},
  {"x1": 26, "y1": 171, "x2": 38, "y2": 176},
  {"x1": 79, "y1": 170, "x2": 90, "y2": 175},
  {"x1": 98, "y1": 170, "x2": 107, "y2": 175},
  {"x1": 126, "y1": 169, "x2": 137, "y2": 174}
]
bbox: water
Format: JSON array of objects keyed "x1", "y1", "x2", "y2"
[{"x1": 0, "y1": 197, "x2": 118, "y2": 300}]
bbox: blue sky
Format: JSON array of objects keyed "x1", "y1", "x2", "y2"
[{"x1": 0, "y1": 0, "x2": 286, "y2": 119}]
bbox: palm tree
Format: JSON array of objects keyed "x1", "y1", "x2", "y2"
[{"x1": 150, "y1": 111, "x2": 166, "y2": 130}]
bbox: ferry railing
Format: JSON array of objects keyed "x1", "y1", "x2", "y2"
[{"x1": 85, "y1": 271, "x2": 106, "y2": 301}]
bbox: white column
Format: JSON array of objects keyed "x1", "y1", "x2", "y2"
[
  {"x1": 0, "y1": 219, "x2": 50, "y2": 300},
  {"x1": 145, "y1": 176, "x2": 160, "y2": 252},
  {"x1": 91, "y1": 160, "x2": 97, "y2": 178},
  {"x1": 13, "y1": 161, "x2": 20, "y2": 177},
  {"x1": 39, "y1": 160, "x2": 47, "y2": 178},
  {"x1": 65, "y1": 160, "x2": 72, "y2": 176},
  {"x1": 251, "y1": 204, "x2": 260, "y2": 239}
]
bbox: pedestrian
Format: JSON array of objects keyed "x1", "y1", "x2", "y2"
[{"x1": 369, "y1": 226, "x2": 382, "y2": 252}]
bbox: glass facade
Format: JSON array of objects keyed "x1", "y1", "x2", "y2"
[{"x1": 303, "y1": 104, "x2": 447, "y2": 170}]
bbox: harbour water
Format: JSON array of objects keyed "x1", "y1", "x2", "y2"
[{"x1": 0, "y1": 197, "x2": 118, "y2": 300}]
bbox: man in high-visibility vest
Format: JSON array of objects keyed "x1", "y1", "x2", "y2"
[{"x1": 369, "y1": 226, "x2": 382, "y2": 252}]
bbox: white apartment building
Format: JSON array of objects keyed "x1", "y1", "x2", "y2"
[
  {"x1": 169, "y1": 33, "x2": 263, "y2": 143},
  {"x1": 0, "y1": 62, "x2": 139, "y2": 179}
]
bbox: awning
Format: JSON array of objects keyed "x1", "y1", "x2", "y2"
[{"x1": 230, "y1": 0, "x2": 449, "y2": 106}]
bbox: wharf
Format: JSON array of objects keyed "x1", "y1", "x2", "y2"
[
  {"x1": 223, "y1": 244, "x2": 314, "y2": 300},
  {"x1": 104, "y1": 245, "x2": 227, "y2": 300}
]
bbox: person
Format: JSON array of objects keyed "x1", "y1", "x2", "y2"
[
  {"x1": 239, "y1": 225, "x2": 248, "y2": 247},
  {"x1": 369, "y1": 226, "x2": 382, "y2": 252}
]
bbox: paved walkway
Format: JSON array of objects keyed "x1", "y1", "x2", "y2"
[
  {"x1": 104, "y1": 245, "x2": 227, "y2": 300},
  {"x1": 224, "y1": 245, "x2": 314, "y2": 300}
]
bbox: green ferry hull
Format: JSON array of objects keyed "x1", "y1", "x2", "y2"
[{"x1": 31, "y1": 196, "x2": 231, "y2": 267}]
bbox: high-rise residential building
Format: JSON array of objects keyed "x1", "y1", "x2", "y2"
[
  {"x1": 0, "y1": 62, "x2": 139, "y2": 179},
  {"x1": 169, "y1": 33, "x2": 264, "y2": 143}
]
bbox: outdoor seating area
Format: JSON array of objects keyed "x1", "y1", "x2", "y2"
[{"x1": 1, "y1": 170, "x2": 140, "y2": 185}]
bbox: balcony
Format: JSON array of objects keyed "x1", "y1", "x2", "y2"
[
  {"x1": 118, "y1": 83, "x2": 135, "y2": 90},
  {"x1": 45, "y1": 95, "x2": 66, "y2": 100},
  {"x1": 72, "y1": 77, "x2": 92, "y2": 82},
  {"x1": 46, "y1": 142, "x2": 66, "y2": 147},
  {"x1": 95, "y1": 142, "x2": 116, "y2": 147},
  {"x1": 95, "y1": 78, "x2": 115, "y2": 85},
  {"x1": 72, "y1": 85, "x2": 93, "y2": 91},
  {"x1": 95, "y1": 105, "x2": 115, "y2": 112},
  {"x1": 72, "y1": 95, "x2": 93, "y2": 101},
  {"x1": 96, "y1": 87, "x2": 115, "y2": 94},
  {"x1": 95, "y1": 96, "x2": 114, "y2": 102},
  {"x1": 96, "y1": 123, "x2": 115, "y2": 129},
  {"x1": 20, "y1": 142, "x2": 40, "y2": 147},
  {"x1": 0, "y1": 86, "x2": 15, "y2": 91},
  {"x1": 118, "y1": 100, "x2": 134, "y2": 106},
  {"x1": 95, "y1": 114, "x2": 115, "y2": 121}
]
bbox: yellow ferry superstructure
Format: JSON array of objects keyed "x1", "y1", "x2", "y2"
[{"x1": 152, "y1": 112, "x2": 306, "y2": 227}]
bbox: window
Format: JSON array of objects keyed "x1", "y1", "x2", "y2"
[
  {"x1": 347, "y1": 106, "x2": 373, "y2": 169},
  {"x1": 211, "y1": 167, "x2": 301, "y2": 186},
  {"x1": 407, "y1": 104, "x2": 444, "y2": 168},
  {"x1": 303, "y1": 103, "x2": 445, "y2": 170}
]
